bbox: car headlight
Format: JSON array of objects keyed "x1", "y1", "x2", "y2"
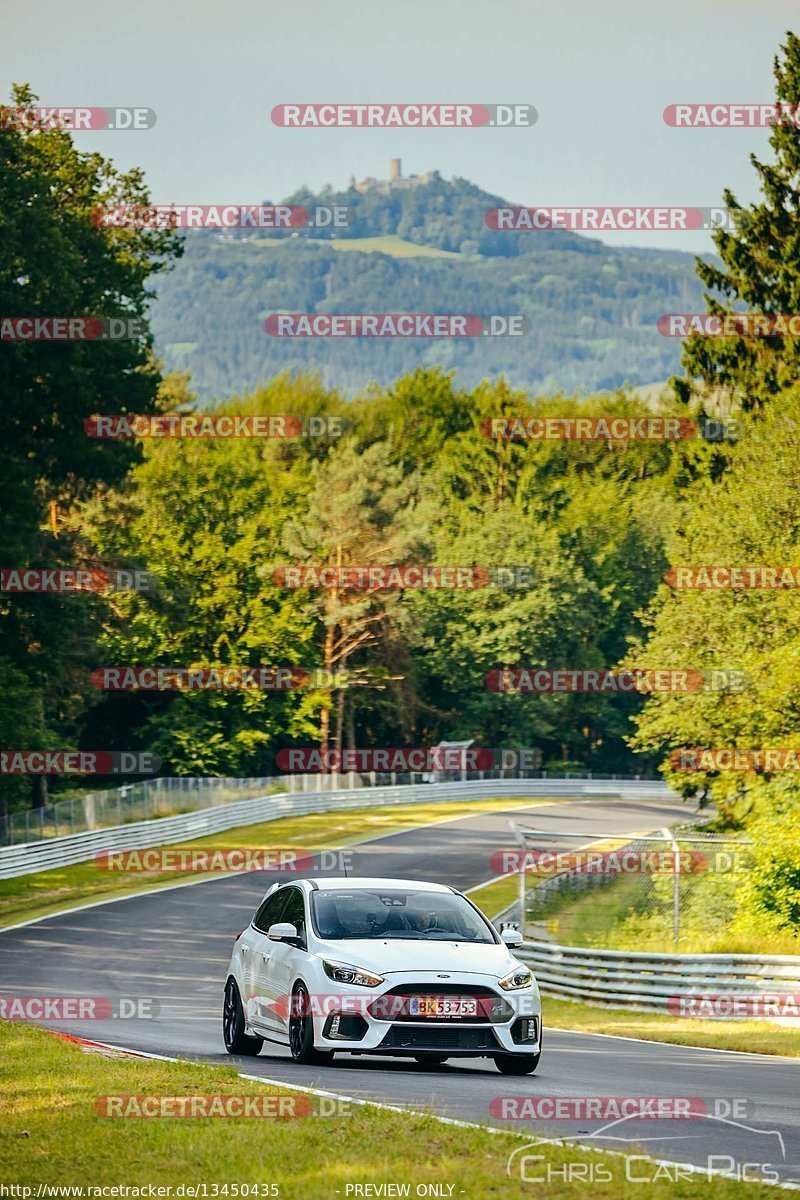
[
  {"x1": 498, "y1": 965, "x2": 533, "y2": 991},
  {"x1": 322, "y1": 960, "x2": 384, "y2": 987}
]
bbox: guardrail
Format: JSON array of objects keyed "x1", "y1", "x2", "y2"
[
  {"x1": 0, "y1": 776, "x2": 671, "y2": 880},
  {"x1": 0, "y1": 767, "x2": 665, "y2": 845},
  {"x1": 516, "y1": 940, "x2": 800, "y2": 1012}
]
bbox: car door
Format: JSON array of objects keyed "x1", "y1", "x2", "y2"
[
  {"x1": 262, "y1": 886, "x2": 309, "y2": 1039},
  {"x1": 245, "y1": 888, "x2": 290, "y2": 1034}
]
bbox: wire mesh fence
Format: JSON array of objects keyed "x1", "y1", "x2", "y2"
[
  {"x1": 0, "y1": 776, "x2": 279, "y2": 845},
  {"x1": 507, "y1": 821, "x2": 754, "y2": 952},
  {"x1": 0, "y1": 765, "x2": 661, "y2": 846}
]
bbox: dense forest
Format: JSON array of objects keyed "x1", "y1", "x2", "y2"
[
  {"x1": 150, "y1": 178, "x2": 705, "y2": 402},
  {"x1": 3, "y1": 28, "x2": 800, "y2": 940}
]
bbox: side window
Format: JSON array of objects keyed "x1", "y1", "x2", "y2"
[
  {"x1": 252, "y1": 889, "x2": 289, "y2": 933},
  {"x1": 280, "y1": 887, "x2": 307, "y2": 944}
]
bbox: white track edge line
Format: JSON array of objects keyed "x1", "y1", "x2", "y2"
[{"x1": 50, "y1": 1033, "x2": 800, "y2": 1192}]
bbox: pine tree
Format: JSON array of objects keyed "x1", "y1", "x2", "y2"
[{"x1": 676, "y1": 32, "x2": 800, "y2": 411}]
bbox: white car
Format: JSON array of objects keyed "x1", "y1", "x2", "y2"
[{"x1": 223, "y1": 876, "x2": 542, "y2": 1074}]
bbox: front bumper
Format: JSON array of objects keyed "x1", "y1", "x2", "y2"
[{"x1": 310, "y1": 970, "x2": 541, "y2": 1057}]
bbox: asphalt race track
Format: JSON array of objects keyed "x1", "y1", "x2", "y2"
[{"x1": 2, "y1": 795, "x2": 798, "y2": 1186}]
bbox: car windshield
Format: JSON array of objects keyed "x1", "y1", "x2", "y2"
[{"x1": 310, "y1": 888, "x2": 496, "y2": 942}]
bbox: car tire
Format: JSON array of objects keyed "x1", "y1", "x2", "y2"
[
  {"x1": 289, "y1": 983, "x2": 334, "y2": 1065},
  {"x1": 494, "y1": 1029, "x2": 542, "y2": 1075},
  {"x1": 223, "y1": 977, "x2": 264, "y2": 1056},
  {"x1": 414, "y1": 1055, "x2": 449, "y2": 1068},
  {"x1": 494, "y1": 1051, "x2": 541, "y2": 1075}
]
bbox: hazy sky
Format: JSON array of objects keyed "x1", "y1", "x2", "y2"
[{"x1": 3, "y1": 0, "x2": 797, "y2": 250}]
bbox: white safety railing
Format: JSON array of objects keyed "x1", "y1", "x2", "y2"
[
  {"x1": 0, "y1": 767, "x2": 663, "y2": 845},
  {"x1": 515, "y1": 940, "x2": 800, "y2": 1012},
  {"x1": 0, "y1": 776, "x2": 671, "y2": 880}
]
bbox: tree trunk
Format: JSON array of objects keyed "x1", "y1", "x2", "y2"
[
  {"x1": 32, "y1": 774, "x2": 48, "y2": 809},
  {"x1": 320, "y1": 704, "x2": 330, "y2": 762},
  {"x1": 346, "y1": 695, "x2": 356, "y2": 750},
  {"x1": 334, "y1": 687, "x2": 345, "y2": 753},
  {"x1": 334, "y1": 651, "x2": 350, "y2": 753},
  {"x1": 320, "y1": 561, "x2": 339, "y2": 767}
]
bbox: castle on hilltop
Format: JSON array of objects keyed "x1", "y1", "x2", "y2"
[{"x1": 350, "y1": 159, "x2": 442, "y2": 195}]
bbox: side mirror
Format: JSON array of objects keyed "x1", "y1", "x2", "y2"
[
  {"x1": 268, "y1": 921, "x2": 301, "y2": 945},
  {"x1": 501, "y1": 927, "x2": 523, "y2": 948}
]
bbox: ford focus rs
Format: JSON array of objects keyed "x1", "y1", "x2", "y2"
[{"x1": 223, "y1": 877, "x2": 542, "y2": 1074}]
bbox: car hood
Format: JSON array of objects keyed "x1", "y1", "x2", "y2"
[{"x1": 312, "y1": 937, "x2": 519, "y2": 977}]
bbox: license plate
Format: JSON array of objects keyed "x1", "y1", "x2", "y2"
[{"x1": 408, "y1": 995, "x2": 477, "y2": 1018}]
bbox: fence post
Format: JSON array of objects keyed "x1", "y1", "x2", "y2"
[{"x1": 663, "y1": 826, "x2": 680, "y2": 950}]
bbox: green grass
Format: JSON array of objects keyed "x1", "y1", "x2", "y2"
[
  {"x1": 0, "y1": 796, "x2": 548, "y2": 929},
  {"x1": 534, "y1": 871, "x2": 800, "y2": 955},
  {"x1": 468, "y1": 836, "x2": 635, "y2": 925},
  {"x1": 540, "y1": 872, "x2": 647, "y2": 944},
  {"x1": 468, "y1": 873, "x2": 519, "y2": 917},
  {"x1": 329, "y1": 234, "x2": 463, "y2": 259},
  {"x1": 0, "y1": 1020, "x2": 781, "y2": 1197},
  {"x1": 544, "y1": 996, "x2": 800, "y2": 1057},
  {"x1": 245, "y1": 234, "x2": 463, "y2": 258}
]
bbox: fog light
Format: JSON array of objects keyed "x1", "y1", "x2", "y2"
[
  {"x1": 322, "y1": 1013, "x2": 369, "y2": 1041},
  {"x1": 510, "y1": 1016, "x2": 538, "y2": 1044}
]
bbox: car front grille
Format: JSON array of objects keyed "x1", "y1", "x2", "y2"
[
  {"x1": 378, "y1": 1024, "x2": 501, "y2": 1051},
  {"x1": 369, "y1": 983, "x2": 512, "y2": 1024}
]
